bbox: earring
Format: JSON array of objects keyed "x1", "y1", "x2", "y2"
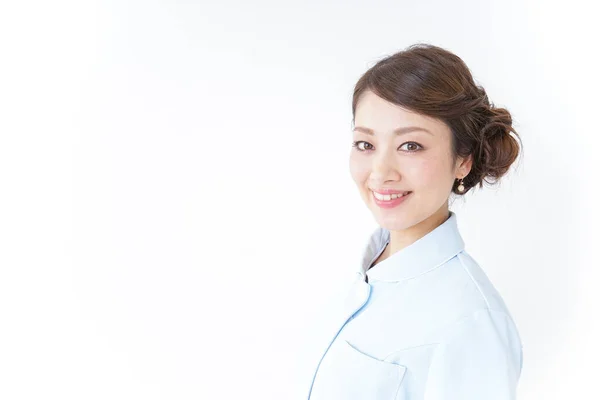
[{"x1": 457, "y1": 178, "x2": 465, "y2": 193}]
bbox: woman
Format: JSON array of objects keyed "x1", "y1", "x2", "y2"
[{"x1": 306, "y1": 43, "x2": 523, "y2": 400}]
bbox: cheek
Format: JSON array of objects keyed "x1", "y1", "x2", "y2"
[
  {"x1": 406, "y1": 157, "x2": 452, "y2": 188},
  {"x1": 348, "y1": 155, "x2": 369, "y2": 184}
]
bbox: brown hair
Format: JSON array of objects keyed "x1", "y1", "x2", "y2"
[{"x1": 351, "y1": 43, "x2": 522, "y2": 195}]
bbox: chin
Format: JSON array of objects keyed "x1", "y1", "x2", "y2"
[{"x1": 373, "y1": 212, "x2": 416, "y2": 231}]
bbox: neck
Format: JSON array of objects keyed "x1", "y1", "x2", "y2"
[{"x1": 387, "y1": 205, "x2": 450, "y2": 255}]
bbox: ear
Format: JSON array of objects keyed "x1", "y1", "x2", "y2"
[{"x1": 456, "y1": 154, "x2": 473, "y2": 178}]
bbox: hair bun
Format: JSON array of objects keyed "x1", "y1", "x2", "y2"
[{"x1": 475, "y1": 104, "x2": 521, "y2": 184}]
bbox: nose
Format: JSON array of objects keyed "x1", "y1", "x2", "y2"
[{"x1": 370, "y1": 146, "x2": 398, "y2": 178}]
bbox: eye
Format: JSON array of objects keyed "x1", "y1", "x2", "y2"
[
  {"x1": 352, "y1": 141, "x2": 423, "y2": 153},
  {"x1": 399, "y1": 142, "x2": 423, "y2": 152},
  {"x1": 352, "y1": 141, "x2": 373, "y2": 152}
]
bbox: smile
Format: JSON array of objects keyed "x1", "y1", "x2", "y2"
[{"x1": 372, "y1": 190, "x2": 412, "y2": 208}]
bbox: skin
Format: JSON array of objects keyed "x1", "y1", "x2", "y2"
[{"x1": 349, "y1": 90, "x2": 473, "y2": 262}]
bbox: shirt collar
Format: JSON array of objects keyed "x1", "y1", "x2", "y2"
[{"x1": 359, "y1": 211, "x2": 465, "y2": 283}]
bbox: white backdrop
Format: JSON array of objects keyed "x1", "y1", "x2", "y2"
[{"x1": 1, "y1": 1, "x2": 598, "y2": 399}]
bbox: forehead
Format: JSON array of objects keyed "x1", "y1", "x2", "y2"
[{"x1": 355, "y1": 90, "x2": 448, "y2": 136}]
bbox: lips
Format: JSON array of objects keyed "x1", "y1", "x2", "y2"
[
  {"x1": 371, "y1": 188, "x2": 411, "y2": 195},
  {"x1": 371, "y1": 190, "x2": 412, "y2": 209},
  {"x1": 371, "y1": 190, "x2": 412, "y2": 199}
]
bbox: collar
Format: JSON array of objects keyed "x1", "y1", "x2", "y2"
[{"x1": 359, "y1": 211, "x2": 465, "y2": 283}]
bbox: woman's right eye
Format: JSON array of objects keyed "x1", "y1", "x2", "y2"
[{"x1": 352, "y1": 141, "x2": 373, "y2": 152}]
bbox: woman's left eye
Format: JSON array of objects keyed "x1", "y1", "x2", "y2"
[{"x1": 400, "y1": 142, "x2": 423, "y2": 152}]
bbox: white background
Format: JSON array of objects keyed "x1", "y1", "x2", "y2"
[{"x1": 0, "y1": 1, "x2": 598, "y2": 399}]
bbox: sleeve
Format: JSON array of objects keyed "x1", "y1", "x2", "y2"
[{"x1": 423, "y1": 308, "x2": 523, "y2": 400}]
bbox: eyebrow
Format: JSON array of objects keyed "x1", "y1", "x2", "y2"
[{"x1": 352, "y1": 126, "x2": 433, "y2": 136}]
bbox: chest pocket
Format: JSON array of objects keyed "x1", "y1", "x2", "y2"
[{"x1": 310, "y1": 338, "x2": 407, "y2": 400}]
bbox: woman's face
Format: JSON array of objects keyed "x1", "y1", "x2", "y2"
[{"x1": 349, "y1": 90, "x2": 471, "y2": 231}]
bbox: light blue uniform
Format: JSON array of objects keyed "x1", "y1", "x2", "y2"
[{"x1": 307, "y1": 211, "x2": 523, "y2": 400}]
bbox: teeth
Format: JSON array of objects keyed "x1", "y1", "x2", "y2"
[{"x1": 373, "y1": 191, "x2": 409, "y2": 201}]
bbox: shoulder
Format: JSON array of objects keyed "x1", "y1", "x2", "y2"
[
  {"x1": 456, "y1": 251, "x2": 515, "y2": 314},
  {"x1": 414, "y1": 249, "x2": 519, "y2": 338},
  {"x1": 435, "y1": 252, "x2": 523, "y2": 354},
  {"x1": 433, "y1": 250, "x2": 515, "y2": 316}
]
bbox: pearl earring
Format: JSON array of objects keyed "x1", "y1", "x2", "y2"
[{"x1": 457, "y1": 178, "x2": 465, "y2": 193}]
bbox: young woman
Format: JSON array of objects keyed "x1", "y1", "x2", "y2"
[{"x1": 307, "y1": 43, "x2": 523, "y2": 400}]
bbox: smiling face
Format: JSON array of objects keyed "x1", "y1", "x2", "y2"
[{"x1": 349, "y1": 90, "x2": 472, "y2": 232}]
